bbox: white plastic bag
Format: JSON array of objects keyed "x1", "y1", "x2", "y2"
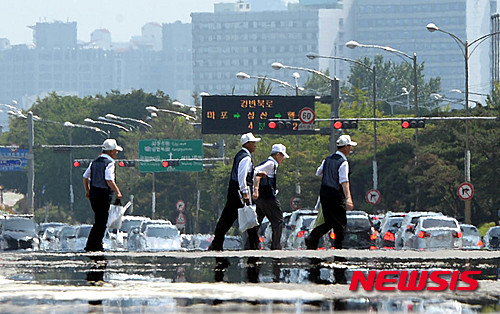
[
  {"x1": 238, "y1": 202, "x2": 259, "y2": 232},
  {"x1": 107, "y1": 200, "x2": 131, "y2": 230}
]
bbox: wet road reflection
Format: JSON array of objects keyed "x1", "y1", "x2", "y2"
[{"x1": 0, "y1": 251, "x2": 498, "y2": 312}]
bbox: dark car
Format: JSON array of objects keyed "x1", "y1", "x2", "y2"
[
  {"x1": 0, "y1": 216, "x2": 39, "y2": 250},
  {"x1": 329, "y1": 214, "x2": 377, "y2": 249}
]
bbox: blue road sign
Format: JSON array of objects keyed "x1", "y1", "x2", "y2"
[{"x1": 0, "y1": 147, "x2": 27, "y2": 172}]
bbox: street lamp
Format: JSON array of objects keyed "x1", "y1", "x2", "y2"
[
  {"x1": 84, "y1": 118, "x2": 128, "y2": 133},
  {"x1": 236, "y1": 71, "x2": 298, "y2": 94},
  {"x1": 427, "y1": 23, "x2": 500, "y2": 223},
  {"x1": 271, "y1": 62, "x2": 340, "y2": 153},
  {"x1": 104, "y1": 113, "x2": 152, "y2": 129},
  {"x1": 307, "y1": 53, "x2": 379, "y2": 190},
  {"x1": 145, "y1": 106, "x2": 197, "y2": 121}
]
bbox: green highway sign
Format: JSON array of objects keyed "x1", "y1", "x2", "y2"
[{"x1": 138, "y1": 139, "x2": 203, "y2": 173}]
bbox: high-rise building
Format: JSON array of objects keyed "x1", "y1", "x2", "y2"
[
  {"x1": 346, "y1": 0, "x2": 499, "y2": 105},
  {"x1": 29, "y1": 21, "x2": 77, "y2": 49}
]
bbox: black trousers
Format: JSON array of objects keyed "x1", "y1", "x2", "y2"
[
  {"x1": 211, "y1": 190, "x2": 257, "y2": 250},
  {"x1": 308, "y1": 186, "x2": 346, "y2": 249},
  {"x1": 85, "y1": 196, "x2": 111, "y2": 251},
  {"x1": 248, "y1": 197, "x2": 283, "y2": 250}
]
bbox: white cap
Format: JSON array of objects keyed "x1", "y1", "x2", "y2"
[
  {"x1": 336, "y1": 135, "x2": 357, "y2": 147},
  {"x1": 102, "y1": 139, "x2": 123, "y2": 151},
  {"x1": 240, "y1": 132, "x2": 261, "y2": 145},
  {"x1": 271, "y1": 144, "x2": 289, "y2": 158}
]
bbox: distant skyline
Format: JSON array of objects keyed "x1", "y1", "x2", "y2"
[{"x1": 0, "y1": 0, "x2": 298, "y2": 45}]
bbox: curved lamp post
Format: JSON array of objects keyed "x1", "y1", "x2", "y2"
[
  {"x1": 145, "y1": 106, "x2": 197, "y2": 121},
  {"x1": 236, "y1": 71, "x2": 298, "y2": 94},
  {"x1": 427, "y1": 22, "x2": 500, "y2": 223},
  {"x1": 271, "y1": 62, "x2": 340, "y2": 152},
  {"x1": 105, "y1": 113, "x2": 152, "y2": 129},
  {"x1": 307, "y1": 53, "x2": 379, "y2": 190}
]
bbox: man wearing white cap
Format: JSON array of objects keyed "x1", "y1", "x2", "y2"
[
  {"x1": 208, "y1": 132, "x2": 261, "y2": 251},
  {"x1": 247, "y1": 144, "x2": 289, "y2": 250},
  {"x1": 305, "y1": 135, "x2": 357, "y2": 250},
  {"x1": 82, "y1": 138, "x2": 123, "y2": 252}
]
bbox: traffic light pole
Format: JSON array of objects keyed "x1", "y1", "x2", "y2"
[{"x1": 330, "y1": 78, "x2": 340, "y2": 153}]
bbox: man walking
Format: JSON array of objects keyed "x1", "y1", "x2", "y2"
[
  {"x1": 82, "y1": 138, "x2": 123, "y2": 252},
  {"x1": 248, "y1": 144, "x2": 289, "y2": 250},
  {"x1": 208, "y1": 132, "x2": 261, "y2": 251},
  {"x1": 305, "y1": 135, "x2": 356, "y2": 250}
]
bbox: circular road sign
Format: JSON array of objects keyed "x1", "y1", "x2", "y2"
[
  {"x1": 290, "y1": 196, "x2": 303, "y2": 210},
  {"x1": 365, "y1": 189, "x2": 381, "y2": 205},
  {"x1": 299, "y1": 107, "x2": 315, "y2": 124},
  {"x1": 457, "y1": 182, "x2": 474, "y2": 200},
  {"x1": 176, "y1": 200, "x2": 186, "y2": 212}
]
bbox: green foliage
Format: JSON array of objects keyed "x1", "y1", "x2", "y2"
[
  {"x1": 253, "y1": 78, "x2": 273, "y2": 95},
  {"x1": 1, "y1": 79, "x2": 498, "y2": 231}
]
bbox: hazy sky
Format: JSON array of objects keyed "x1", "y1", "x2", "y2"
[{"x1": 0, "y1": 0, "x2": 297, "y2": 45}]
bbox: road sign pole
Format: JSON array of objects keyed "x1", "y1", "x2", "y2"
[
  {"x1": 152, "y1": 173, "x2": 156, "y2": 219},
  {"x1": 27, "y1": 111, "x2": 34, "y2": 216}
]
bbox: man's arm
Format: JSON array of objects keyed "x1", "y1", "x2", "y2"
[
  {"x1": 83, "y1": 178, "x2": 90, "y2": 199},
  {"x1": 341, "y1": 181, "x2": 354, "y2": 211},
  {"x1": 252, "y1": 172, "x2": 266, "y2": 200},
  {"x1": 237, "y1": 156, "x2": 252, "y2": 203},
  {"x1": 106, "y1": 180, "x2": 122, "y2": 199}
]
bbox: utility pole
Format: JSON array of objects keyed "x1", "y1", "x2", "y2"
[
  {"x1": 329, "y1": 78, "x2": 340, "y2": 153},
  {"x1": 27, "y1": 111, "x2": 34, "y2": 216}
]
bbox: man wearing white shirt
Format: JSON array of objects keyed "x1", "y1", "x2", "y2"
[
  {"x1": 82, "y1": 138, "x2": 123, "y2": 252},
  {"x1": 305, "y1": 135, "x2": 356, "y2": 250},
  {"x1": 248, "y1": 144, "x2": 289, "y2": 250},
  {"x1": 209, "y1": 132, "x2": 261, "y2": 251}
]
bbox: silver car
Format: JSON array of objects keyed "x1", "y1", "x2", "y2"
[
  {"x1": 407, "y1": 216, "x2": 462, "y2": 250},
  {"x1": 459, "y1": 223, "x2": 483, "y2": 250},
  {"x1": 483, "y1": 226, "x2": 500, "y2": 250},
  {"x1": 394, "y1": 211, "x2": 443, "y2": 249}
]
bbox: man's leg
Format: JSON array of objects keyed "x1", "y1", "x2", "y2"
[
  {"x1": 259, "y1": 198, "x2": 283, "y2": 250},
  {"x1": 85, "y1": 198, "x2": 110, "y2": 252},
  {"x1": 306, "y1": 193, "x2": 334, "y2": 249},
  {"x1": 209, "y1": 192, "x2": 241, "y2": 250}
]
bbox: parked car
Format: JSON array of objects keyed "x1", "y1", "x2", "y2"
[
  {"x1": 341, "y1": 214, "x2": 378, "y2": 249},
  {"x1": 74, "y1": 224, "x2": 92, "y2": 251},
  {"x1": 407, "y1": 216, "x2": 462, "y2": 250},
  {"x1": 39, "y1": 223, "x2": 67, "y2": 251},
  {"x1": 138, "y1": 223, "x2": 181, "y2": 251},
  {"x1": 58, "y1": 225, "x2": 79, "y2": 251},
  {"x1": 459, "y1": 223, "x2": 483, "y2": 250},
  {"x1": 0, "y1": 216, "x2": 39, "y2": 250},
  {"x1": 283, "y1": 209, "x2": 317, "y2": 248},
  {"x1": 395, "y1": 211, "x2": 443, "y2": 249},
  {"x1": 376, "y1": 212, "x2": 406, "y2": 249},
  {"x1": 483, "y1": 226, "x2": 500, "y2": 250},
  {"x1": 287, "y1": 214, "x2": 317, "y2": 249}
]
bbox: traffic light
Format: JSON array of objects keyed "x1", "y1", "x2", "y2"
[
  {"x1": 276, "y1": 120, "x2": 293, "y2": 130},
  {"x1": 401, "y1": 118, "x2": 425, "y2": 129},
  {"x1": 333, "y1": 119, "x2": 358, "y2": 129},
  {"x1": 73, "y1": 160, "x2": 90, "y2": 168},
  {"x1": 117, "y1": 160, "x2": 136, "y2": 167},
  {"x1": 162, "y1": 160, "x2": 180, "y2": 168}
]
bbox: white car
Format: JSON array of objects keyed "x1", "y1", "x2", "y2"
[
  {"x1": 483, "y1": 226, "x2": 500, "y2": 250},
  {"x1": 395, "y1": 211, "x2": 443, "y2": 249},
  {"x1": 459, "y1": 223, "x2": 483, "y2": 250},
  {"x1": 287, "y1": 214, "x2": 317, "y2": 249},
  {"x1": 408, "y1": 216, "x2": 462, "y2": 250},
  {"x1": 139, "y1": 223, "x2": 181, "y2": 251}
]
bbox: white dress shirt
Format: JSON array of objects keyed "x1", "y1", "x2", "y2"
[
  {"x1": 238, "y1": 147, "x2": 253, "y2": 194},
  {"x1": 254, "y1": 156, "x2": 278, "y2": 178}
]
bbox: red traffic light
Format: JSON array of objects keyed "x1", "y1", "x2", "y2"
[
  {"x1": 333, "y1": 121, "x2": 343, "y2": 129},
  {"x1": 162, "y1": 161, "x2": 169, "y2": 167},
  {"x1": 268, "y1": 122, "x2": 277, "y2": 129},
  {"x1": 73, "y1": 161, "x2": 80, "y2": 167},
  {"x1": 118, "y1": 161, "x2": 125, "y2": 167},
  {"x1": 402, "y1": 121, "x2": 410, "y2": 128}
]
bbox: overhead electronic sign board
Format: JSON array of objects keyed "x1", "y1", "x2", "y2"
[{"x1": 201, "y1": 95, "x2": 316, "y2": 135}]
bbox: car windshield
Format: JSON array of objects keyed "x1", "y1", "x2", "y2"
[
  {"x1": 146, "y1": 226, "x2": 178, "y2": 238},
  {"x1": 387, "y1": 217, "x2": 404, "y2": 228},
  {"x1": 461, "y1": 225, "x2": 478, "y2": 235},
  {"x1": 120, "y1": 220, "x2": 143, "y2": 232},
  {"x1": 422, "y1": 218, "x2": 457, "y2": 229},
  {"x1": 3, "y1": 219, "x2": 35, "y2": 232},
  {"x1": 347, "y1": 217, "x2": 370, "y2": 230},
  {"x1": 77, "y1": 226, "x2": 91, "y2": 238},
  {"x1": 60, "y1": 227, "x2": 77, "y2": 237}
]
